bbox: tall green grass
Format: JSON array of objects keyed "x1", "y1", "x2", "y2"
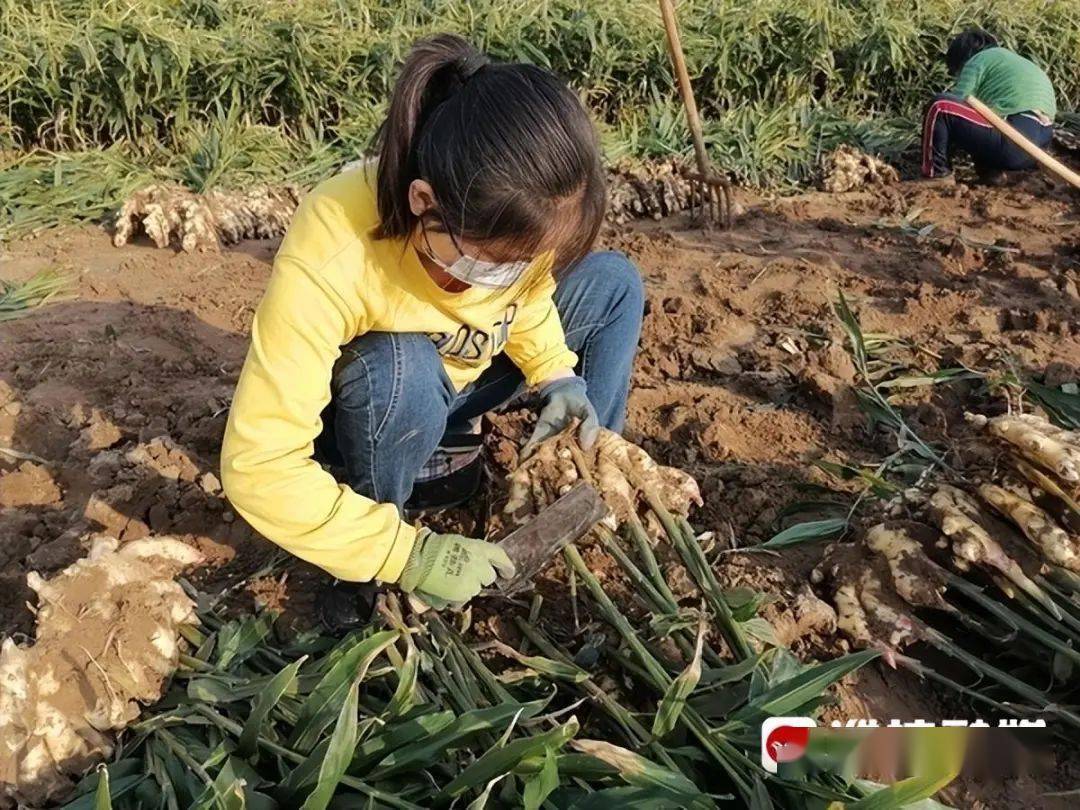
[{"x1": 2, "y1": 0, "x2": 1078, "y2": 235}]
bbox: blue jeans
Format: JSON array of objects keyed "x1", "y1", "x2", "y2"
[{"x1": 315, "y1": 251, "x2": 644, "y2": 509}]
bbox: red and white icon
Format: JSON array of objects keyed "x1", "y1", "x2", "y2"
[{"x1": 761, "y1": 717, "x2": 817, "y2": 773}]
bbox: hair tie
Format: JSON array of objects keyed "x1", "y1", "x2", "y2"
[{"x1": 457, "y1": 53, "x2": 490, "y2": 80}]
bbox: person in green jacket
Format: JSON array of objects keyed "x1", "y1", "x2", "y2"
[{"x1": 922, "y1": 28, "x2": 1056, "y2": 180}]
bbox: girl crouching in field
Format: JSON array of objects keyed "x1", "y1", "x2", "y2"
[
  {"x1": 221, "y1": 35, "x2": 643, "y2": 628},
  {"x1": 922, "y1": 27, "x2": 1056, "y2": 182}
]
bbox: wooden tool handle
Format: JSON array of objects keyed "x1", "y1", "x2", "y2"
[
  {"x1": 965, "y1": 95, "x2": 1080, "y2": 190},
  {"x1": 658, "y1": 0, "x2": 710, "y2": 178}
]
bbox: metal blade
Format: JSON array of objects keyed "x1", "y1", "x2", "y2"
[{"x1": 489, "y1": 482, "x2": 608, "y2": 596}]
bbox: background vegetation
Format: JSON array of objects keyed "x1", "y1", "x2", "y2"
[{"x1": 2, "y1": 0, "x2": 1079, "y2": 235}]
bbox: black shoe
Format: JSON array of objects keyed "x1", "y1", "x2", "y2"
[
  {"x1": 405, "y1": 453, "x2": 485, "y2": 515},
  {"x1": 317, "y1": 580, "x2": 381, "y2": 635}
]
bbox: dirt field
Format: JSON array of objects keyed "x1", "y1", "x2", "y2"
[{"x1": 2, "y1": 173, "x2": 1079, "y2": 805}]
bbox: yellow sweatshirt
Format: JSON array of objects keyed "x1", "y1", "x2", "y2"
[{"x1": 221, "y1": 165, "x2": 576, "y2": 583}]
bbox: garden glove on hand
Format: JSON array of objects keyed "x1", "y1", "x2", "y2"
[
  {"x1": 398, "y1": 529, "x2": 516, "y2": 610},
  {"x1": 524, "y1": 375, "x2": 599, "y2": 457}
]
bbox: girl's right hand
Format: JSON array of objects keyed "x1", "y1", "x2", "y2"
[{"x1": 398, "y1": 529, "x2": 515, "y2": 609}]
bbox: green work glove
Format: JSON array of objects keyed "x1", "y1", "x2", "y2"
[
  {"x1": 523, "y1": 375, "x2": 599, "y2": 457},
  {"x1": 398, "y1": 529, "x2": 516, "y2": 610}
]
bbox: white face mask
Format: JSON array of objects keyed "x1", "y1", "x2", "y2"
[{"x1": 419, "y1": 220, "x2": 532, "y2": 289}]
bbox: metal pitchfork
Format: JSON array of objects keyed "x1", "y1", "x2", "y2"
[{"x1": 658, "y1": 0, "x2": 733, "y2": 229}]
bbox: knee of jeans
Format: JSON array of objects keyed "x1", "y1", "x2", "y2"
[
  {"x1": 578, "y1": 250, "x2": 645, "y2": 315},
  {"x1": 334, "y1": 332, "x2": 453, "y2": 409}
]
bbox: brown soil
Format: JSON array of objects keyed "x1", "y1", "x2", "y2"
[{"x1": 2, "y1": 172, "x2": 1078, "y2": 807}]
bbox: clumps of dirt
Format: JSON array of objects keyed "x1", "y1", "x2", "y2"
[
  {"x1": 80, "y1": 437, "x2": 236, "y2": 563},
  {"x1": 820, "y1": 146, "x2": 899, "y2": 193},
  {"x1": 796, "y1": 345, "x2": 865, "y2": 432},
  {"x1": 0, "y1": 534, "x2": 202, "y2": 808},
  {"x1": 79, "y1": 410, "x2": 122, "y2": 453},
  {"x1": 0, "y1": 462, "x2": 60, "y2": 508},
  {"x1": 698, "y1": 406, "x2": 821, "y2": 463},
  {"x1": 126, "y1": 435, "x2": 203, "y2": 484},
  {"x1": 0, "y1": 296, "x2": 274, "y2": 633},
  {"x1": 635, "y1": 290, "x2": 759, "y2": 383},
  {"x1": 113, "y1": 184, "x2": 301, "y2": 252},
  {"x1": 0, "y1": 382, "x2": 20, "y2": 448}
]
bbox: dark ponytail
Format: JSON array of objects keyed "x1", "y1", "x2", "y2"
[
  {"x1": 373, "y1": 34, "x2": 606, "y2": 270},
  {"x1": 946, "y1": 27, "x2": 999, "y2": 75}
]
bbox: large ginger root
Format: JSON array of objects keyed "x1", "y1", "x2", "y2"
[
  {"x1": 504, "y1": 428, "x2": 701, "y2": 530},
  {"x1": 864, "y1": 523, "x2": 950, "y2": 611},
  {"x1": 967, "y1": 412, "x2": 1080, "y2": 482},
  {"x1": 833, "y1": 582, "x2": 874, "y2": 648},
  {"x1": 979, "y1": 482, "x2": 1080, "y2": 573},
  {"x1": 928, "y1": 484, "x2": 1058, "y2": 616},
  {"x1": 821, "y1": 146, "x2": 899, "y2": 193},
  {"x1": 0, "y1": 535, "x2": 203, "y2": 807},
  {"x1": 813, "y1": 545, "x2": 925, "y2": 667},
  {"x1": 856, "y1": 570, "x2": 925, "y2": 656},
  {"x1": 113, "y1": 184, "x2": 301, "y2": 252},
  {"x1": 1012, "y1": 458, "x2": 1080, "y2": 535}
]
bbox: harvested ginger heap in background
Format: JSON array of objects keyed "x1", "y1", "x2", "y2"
[
  {"x1": 112, "y1": 184, "x2": 301, "y2": 252},
  {"x1": 820, "y1": 145, "x2": 899, "y2": 193}
]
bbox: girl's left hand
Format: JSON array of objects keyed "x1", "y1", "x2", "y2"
[{"x1": 523, "y1": 375, "x2": 599, "y2": 457}]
